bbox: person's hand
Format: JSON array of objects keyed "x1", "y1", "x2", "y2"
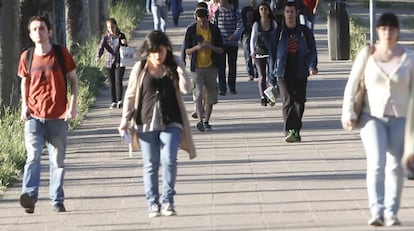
[
  {"x1": 341, "y1": 120, "x2": 357, "y2": 131},
  {"x1": 65, "y1": 107, "x2": 77, "y2": 121},
  {"x1": 20, "y1": 106, "x2": 30, "y2": 121},
  {"x1": 120, "y1": 39, "x2": 127, "y2": 45}
]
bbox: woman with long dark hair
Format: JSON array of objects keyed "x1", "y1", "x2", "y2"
[
  {"x1": 118, "y1": 31, "x2": 196, "y2": 218},
  {"x1": 96, "y1": 18, "x2": 127, "y2": 109},
  {"x1": 250, "y1": 1, "x2": 278, "y2": 106}
]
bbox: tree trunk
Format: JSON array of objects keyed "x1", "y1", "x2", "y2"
[
  {"x1": 88, "y1": 0, "x2": 100, "y2": 37},
  {"x1": 53, "y1": 0, "x2": 66, "y2": 46},
  {"x1": 98, "y1": 0, "x2": 109, "y2": 34},
  {"x1": 0, "y1": 1, "x2": 20, "y2": 110},
  {"x1": 66, "y1": 0, "x2": 91, "y2": 51}
]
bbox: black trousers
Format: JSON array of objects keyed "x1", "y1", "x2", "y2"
[
  {"x1": 277, "y1": 77, "x2": 307, "y2": 134},
  {"x1": 106, "y1": 66, "x2": 126, "y2": 103}
]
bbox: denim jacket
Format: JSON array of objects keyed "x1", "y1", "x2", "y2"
[
  {"x1": 269, "y1": 25, "x2": 317, "y2": 84},
  {"x1": 182, "y1": 22, "x2": 223, "y2": 72}
]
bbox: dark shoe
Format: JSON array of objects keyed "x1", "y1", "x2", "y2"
[
  {"x1": 53, "y1": 203, "x2": 66, "y2": 212},
  {"x1": 260, "y1": 97, "x2": 267, "y2": 106},
  {"x1": 203, "y1": 121, "x2": 212, "y2": 131},
  {"x1": 20, "y1": 193, "x2": 35, "y2": 214},
  {"x1": 173, "y1": 18, "x2": 178, "y2": 26},
  {"x1": 285, "y1": 129, "x2": 301, "y2": 143},
  {"x1": 249, "y1": 75, "x2": 254, "y2": 81},
  {"x1": 109, "y1": 102, "x2": 117, "y2": 109},
  {"x1": 191, "y1": 111, "x2": 198, "y2": 119},
  {"x1": 196, "y1": 121, "x2": 205, "y2": 132},
  {"x1": 117, "y1": 101, "x2": 123, "y2": 108},
  {"x1": 219, "y1": 91, "x2": 226, "y2": 96},
  {"x1": 230, "y1": 91, "x2": 237, "y2": 94}
]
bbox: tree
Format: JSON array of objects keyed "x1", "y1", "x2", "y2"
[
  {"x1": 0, "y1": 1, "x2": 20, "y2": 111},
  {"x1": 66, "y1": 0, "x2": 91, "y2": 51}
]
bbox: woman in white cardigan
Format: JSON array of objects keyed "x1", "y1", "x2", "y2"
[
  {"x1": 119, "y1": 31, "x2": 196, "y2": 218},
  {"x1": 342, "y1": 13, "x2": 414, "y2": 227}
]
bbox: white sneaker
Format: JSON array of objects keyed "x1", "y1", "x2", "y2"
[
  {"x1": 161, "y1": 203, "x2": 176, "y2": 216},
  {"x1": 385, "y1": 216, "x2": 401, "y2": 226},
  {"x1": 368, "y1": 215, "x2": 384, "y2": 226},
  {"x1": 148, "y1": 204, "x2": 160, "y2": 218}
]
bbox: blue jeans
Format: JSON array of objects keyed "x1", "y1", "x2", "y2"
[
  {"x1": 218, "y1": 45, "x2": 238, "y2": 93},
  {"x1": 138, "y1": 126, "x2": 182, "y2": 208},
  {"x1": 22, "y1": 118, "x2": 68, "y2": 205},
  {"x1": 242, "y1": 37, "x2": 254, "y2": 77},
  {"x1": 359, "y1": 113, "x2": 405, "y2": 218},
  {"x1": 151, "y1": 5, "x2": 168, "y2": 32}
]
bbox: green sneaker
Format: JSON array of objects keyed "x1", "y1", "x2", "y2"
[{"x1": 285, "y1": 129, "x2": 301, "y2": 143}]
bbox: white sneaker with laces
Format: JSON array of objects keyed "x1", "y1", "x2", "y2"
[
  {"x1": 368, "y1": 215, "x2": 384, "y2": 226},
  {"x1": 148, "y1": 204, "x2": 160, "y2": 218},
  {"x1": 161, "y1": 203, "x2": 176, "y2": 216}
]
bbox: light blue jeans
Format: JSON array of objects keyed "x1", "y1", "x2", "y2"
[
  {"x1": 138, "y1": 126, "x2": 181, "y2": 208},
  {"x1": 22, "y1": 117, "x2": 68, "y2": 205},
  {"x1": 151, "y1": 5, "x2": 168, "y2": 32},
  {"x1": 359, "y1": 113, "x2": 405, "y2": 218}
]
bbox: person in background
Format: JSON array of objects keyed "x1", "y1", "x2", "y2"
[
  {"x1": 146, "y1": 0, "x2": 168, "y2": 32},
  {"x1": 268, "y1": 0, "x2": 317, "y2": 142},
  {"x1": 18, "y1": 15, "x2": 79, "y2": 214},
  {"x1": 213, "y1": 0, "x2": 243, "y2": 95},
  {"x1": 302, "y1": 0, "x2": 319, "y2": 30},
  {"x1": 171, "y1": 0, "x2": 183, "y2": 26},
  {"x1": 96, "y1": 18, "x2": 128, "y2": 109},
  {"x1": 118, "y1": 30, "x2": 196, "y2": 218},
  {"x1": 209, "y1": 0, "x2": 220, "y2": 22},
  {"x1": 342, "y1": 13, "x2": 414, "y2": 227},
  {"x1": 183, "y1": 7, "x2": 224, "y2": 132},
  {"x1": 250, "y1": 1, "x2": 277, "y2": 106},
  {"x1": 241, "y1": 0, "x2": 257, "y2": 81}
]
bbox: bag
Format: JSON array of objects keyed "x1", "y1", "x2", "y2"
[
  {"x1": 353, "y1": 76, "x2": 366, "y2": 123},
  {"x1": 347, "y1": 45, "x2": 374, "y2": 129},
  {"x1": 119, "y1": 46, "x2": 135, "y2": 67}
]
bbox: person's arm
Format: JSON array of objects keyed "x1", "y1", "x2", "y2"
[
  {"x1": 229, "y1": 10, "x2": 243, "y2": 41},
  {"x1": 313, "y1": 0, "x2": 320, "y2": 14},
  {"x1": 174, "y1": 56, "x2": 192, "y2": 94},
  {"x1": 20, "y1": 78, "x2": 30, "y2": 121},
  {"x1": 341, "y1": 46, "x2": 371, "y2": 130},
  {"x1": 66, "y1": 69, "x2": 78, "y2": 121},
  {"x1": 304, "y1": 27, "x2": 318, "y2": 75},
  {"x1": 250, "y1": 22, "x2": 259, "y2": 59}
]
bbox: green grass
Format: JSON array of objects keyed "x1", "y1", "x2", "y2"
[
  {"x1": 0, "y1": 0, "x2": 145, "y2": 194},
  {"x1": 350, "y1": 18, "x2": 369, "y2": 60}
]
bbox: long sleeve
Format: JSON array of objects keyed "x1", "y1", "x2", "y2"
[{"x1": 250, "y1": 22, "x2": 259, "y2": 56}]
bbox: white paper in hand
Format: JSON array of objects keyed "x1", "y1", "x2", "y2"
[{"x1": 120, "y1": 129, "x2": 131, "y2": 144}]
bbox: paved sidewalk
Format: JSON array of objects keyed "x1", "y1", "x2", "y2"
[{"x1": 1, "y1": 1, "x2": 414, "y2": 230}]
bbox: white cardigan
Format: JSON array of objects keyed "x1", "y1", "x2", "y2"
[{"x1": 342, "y1": 46, "x2": 414, "y2": 122}]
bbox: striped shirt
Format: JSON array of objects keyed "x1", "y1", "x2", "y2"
[{"x1": 213, "y1": 4, "x2": 243, "y2": 46}]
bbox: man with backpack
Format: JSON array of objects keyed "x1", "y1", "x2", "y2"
[
  {"x1": 17, "y1": 16, "x2": 79, "y2": 213},
  {"x1": 269, "y1": 0, "x2": 317, "y2": 142},
  {"x1": 213, "y1": 0, "x2": 243, "y2": 95}
]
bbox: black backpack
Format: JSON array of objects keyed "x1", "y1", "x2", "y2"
[{"x1": 25, "y1": 44, "x2": 67, "y2": 91}]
